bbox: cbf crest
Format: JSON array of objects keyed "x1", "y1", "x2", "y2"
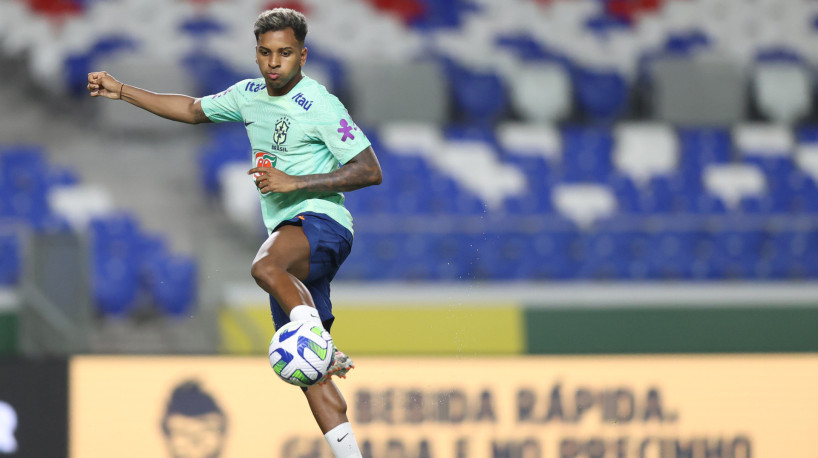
[{"x1": 273, "y1": 117, "x2": 290, "y2": 148}]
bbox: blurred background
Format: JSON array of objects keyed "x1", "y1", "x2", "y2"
[{"x1": 2, "y1": 0, "x2": 818, "y2": 456}]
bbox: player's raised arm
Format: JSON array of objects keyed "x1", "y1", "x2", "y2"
[
  {"x1": 249, "y1": 146, "x2": 383, "y2": 194},
  {"x1": 87, "y1": 71, "x2": 211, "y2": 125}
]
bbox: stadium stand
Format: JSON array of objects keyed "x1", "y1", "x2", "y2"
[
  {"x1": 3, "y1": 0, "x2": 818, "y2": 296},
  {"x1": 0, "y1": 143, "x2": 198, "y2": 318}
]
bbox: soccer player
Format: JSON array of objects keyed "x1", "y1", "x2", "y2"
[{"x1": 87, "y1": 8, "x2": 381, "y2": 458}]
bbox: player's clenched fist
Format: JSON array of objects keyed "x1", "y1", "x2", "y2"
[
  {"x1": 87, "y1": 71, "x2": 124, "y2": 100},
  {"x1": 248, "y1": 166, "x2": 299, "y2": 194}
]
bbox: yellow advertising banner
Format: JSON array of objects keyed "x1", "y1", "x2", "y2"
[{"x1": 70, "y1": 355, "x2": 818, "y2": 458}]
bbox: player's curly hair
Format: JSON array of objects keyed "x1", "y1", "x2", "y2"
[{"x1": 253, "y1": 8, "x2": 308, "y2": 45}]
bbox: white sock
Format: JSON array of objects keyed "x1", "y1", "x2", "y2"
[
  {"x1": 289, "y1": 305, "x2": 323, "y2": 327},
  {"x1": 324, "y1": 422, "x2": 362, "y2": 458}
]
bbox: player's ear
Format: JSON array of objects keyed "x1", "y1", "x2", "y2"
[{"x1": 300, "y1": 46, "x2": 308, "y2": 66}]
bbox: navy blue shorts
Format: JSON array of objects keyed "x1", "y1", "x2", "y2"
[{"x1": 268, "y1": 212, "x2": 353, "y2": 331}]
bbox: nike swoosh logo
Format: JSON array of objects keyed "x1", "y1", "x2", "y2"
[
  {"x1": 279, "y1": 324, "x2": 302, "y2": 342},
  {"x1": 244, "y1": 121, "x2": 254, "y2": 126},
  {"x1": 337, "y1": 433, "x2": 349, "y2": 442}
]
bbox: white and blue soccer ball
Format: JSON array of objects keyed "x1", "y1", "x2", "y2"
[{"x1": 268, "y1": 320, "x2": 335, "y2": 387}]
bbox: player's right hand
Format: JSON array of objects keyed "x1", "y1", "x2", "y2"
[{"x1": 87, "y1": 71, "x2": 123, "y2": 100}]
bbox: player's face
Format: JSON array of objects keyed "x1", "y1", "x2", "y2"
[{"x1": 255, "y1": 28, "x2": 307, "y2": 97}]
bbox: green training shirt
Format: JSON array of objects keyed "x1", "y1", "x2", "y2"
[{"x1": 200, "y1": 75, "x2": 371, "y2": 235}]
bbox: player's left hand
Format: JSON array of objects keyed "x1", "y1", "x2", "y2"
[{"x1": 248, "y1": 166, "x2": 299, "y2": 193}]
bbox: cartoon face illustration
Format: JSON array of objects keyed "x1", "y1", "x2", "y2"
[
  {"x1": 161, "y1": 382, "x2": 227, "y2": 458},
  {"x1": 0, "y1": 401, "x2": 18, "y2": 454}
]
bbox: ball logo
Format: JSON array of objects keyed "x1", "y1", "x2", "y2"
[
  {"x1": 253, "y1": 152, "x2": 277, "y2": 178},
  {"x1": 0, "y1": 401, "x2": 18, "y2": 454}
]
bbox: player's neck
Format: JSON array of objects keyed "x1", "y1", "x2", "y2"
[{"x1": 267, "y1": 73, "x2": 304, "y2": 97}]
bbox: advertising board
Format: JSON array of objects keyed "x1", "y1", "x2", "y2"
[
  {"x1": 69, "y1": 355, "x2": 818, "y2": 457},
  {"x1": 0, "y1": 359, "x2": 68, "y2": 457}
]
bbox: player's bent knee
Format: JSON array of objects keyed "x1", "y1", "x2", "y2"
[{"x1": 250, "y1": 259, "x2": 283, "y2": 288}]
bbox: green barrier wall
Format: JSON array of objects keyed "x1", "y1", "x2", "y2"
[
  {"x1": 524, "y1": 306, "x2": 818, "y2": 354},
  {"x1": 0, "y1": 312, "x2": 18, "y2": 354}
]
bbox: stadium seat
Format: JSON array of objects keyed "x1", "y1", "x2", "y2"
[
  {"x1": 703, "y1": 164, "x2": 766, "y2": 211},
  {"x1": 552, "y1": 183, "x2": 617, "y2": 229},
  {"x1": 753, "y1": 61, "x2": 812, "y2": 124},
  {"x1": 734, "y1": 123, "x2": 794, "y2": 158},
  {"x1": 48, "y1": 184, "x2": 114, "y2": 231},
  {"x1": 446, "y1": 63, "x2": 509, "y2": 125},
  {"x1": 508, "y1": 63, "x2": 572, "y2": 123},
  {"x1": 708, "y1": 227, "x2": 765, "y2": 279},
  {"x1": 148, "y1": 254, "x2": 198, "y2": 318},
  {"x1": 645, "y1": 229, "x2": 702, "y2": 279},
  {"x1": 496, "y1": 123, "x2": 562, "y2": 161},
  {"x1": 92, "y1": 257, "x2": 140, "y2": 316},
  {"x1": 573, "y1": 67, "x2": 629, "y2": 120},
  {"x1": 561, "y1": 126, "x2": 614, "y2": 182},
  {"x1": 432, "y1": 140, "x2": 527, "y2": 211},
  {"x1": 577, "y1": 229, "x2": 641, "y2": 280},
  {"x1": 0, "y1": 227, "x2": 22, "y2": 286},
  {"x1": 613, "y1": 123, "x2": 678, "y2": 186}
]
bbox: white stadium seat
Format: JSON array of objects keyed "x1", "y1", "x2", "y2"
[
  {"x1": 552, "y1": 183, "x2": 617, "y2": 229},
  {"x1": 509, "y1": 63, "x2": 572, "y2": 123},
  {"x1": 496, "y1": 123, "x2": 562, "y2": 161},
  {"x1": 613, "y1": 123, "x2": 679, "y2": 186},
  {"x1": 703, "y1": 163, "x2": 767, "y2": 209},
  {"x1": 734, "y1": 123, "x2": 795, "y2": 157},
  {"x1": 753, "y1": 62, "x2": 812, "y2": 125}
]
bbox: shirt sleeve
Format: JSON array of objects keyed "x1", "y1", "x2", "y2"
[
  {"x1": 309, "y1": 95, "x2": 371, "y2": 165},
  {"x1": 199, "y1": 80, "x2": 247, "y2": 123}
]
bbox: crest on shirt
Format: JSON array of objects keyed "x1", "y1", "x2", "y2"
[{"x1": 273, "y1": 117, "x2": 290, "y2": 147}]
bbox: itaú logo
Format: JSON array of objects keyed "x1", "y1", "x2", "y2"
[{"x1": 0, "y1": 401, "x2": 17, "y2": 454}]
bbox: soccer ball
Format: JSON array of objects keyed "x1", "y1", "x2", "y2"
[{"x1": 268, "y1": 320, "x2": 335, "y2": 387}]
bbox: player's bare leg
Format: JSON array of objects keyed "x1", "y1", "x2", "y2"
[
  {"x1": 251, "y1": 224, "x2": 361, "y2": 456},
  {"x1": 304, "y1": 381, "x2": 348, "y2": 432},
  {"x1": 250, "y1": 224, "x2": 313, "y2": 315}
]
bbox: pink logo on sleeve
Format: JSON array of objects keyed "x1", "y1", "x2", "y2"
[{"x1": 337, "y1": 119, "x2": 356, "y2": 142}]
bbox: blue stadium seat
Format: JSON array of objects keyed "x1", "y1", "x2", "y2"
[
  {"x1": 577, "y1": 230, "x2": 640, "y2": 280},
  {"x1": 573, "y1": 68, "x2": 628, "y2": 120},
  {"x1": 179, "y1": 17, "x2": 226, "y2": 38},
  {"x1": 503, "y1": 191, "x2": 553, "y2": 216},
  {"x1": 89, "y1": 212, "x2": 142, "y2": 315},
  {"x1": 561, "y1": 126, "x2": 614, "y2": 182},
  {"x1": 0, "y1": 227, "x2": 22, "y2": 286},
  {"x1": 148, "y1": 255, "x2": 198, "y2": 317},
  {"x1": 181, "y1": 53, "x2": 253, "y2": 97},
  {"x1": 606, "y1": 174, "x2": 640, "y2": 213},
  {"x1": 584, "y1": 13, "x2": 631, "y2": 38},
  {"x1": 472, "y1": 232, "x2": 532, "y2": 280},
  {"x1": 0, "y1": 145, "x2": 48, "y2": 193},
  {"x1": 677, "y1": 127, "x2": 732, "y2": 177},
  {"x1": 663, "y1": 30, "x2": 711, "y2": 55},
  {"x1": 494, "y1": 33, "x2": 553, "y2": 61},
  {"x1": 690, "y1": 194, "x2": 728, "y2": 215},
  {"x1": 412, "y1": 0, "x2": 470, "y2": 29},
  {"x1": 645, "y1": 229, "x2": 703, "y2": 279},
  {"x1": 707, "y1": 228, "x2": 765, "y2": 279},
  {"x1": 446, "y1": 64, "x2": 509, "y2": 125},
  {"x1": 64, "y1": 35, "x2": 138, "y2": 95},
  {"x1": 782, "y1": 172, "x2": 818, "y2": 213},
  {"x1": 433, "y1": 233, "x2": 478, "y2": 280},
  {"x1": 199, "y1": 126, "x2": 251, "y2": 194},
  {"x1": 761, "y1": 230, "x2": 818, "y2": 279},
  {"x1": 92, "y1": 257, "x2": 140, "y2": 316}
]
